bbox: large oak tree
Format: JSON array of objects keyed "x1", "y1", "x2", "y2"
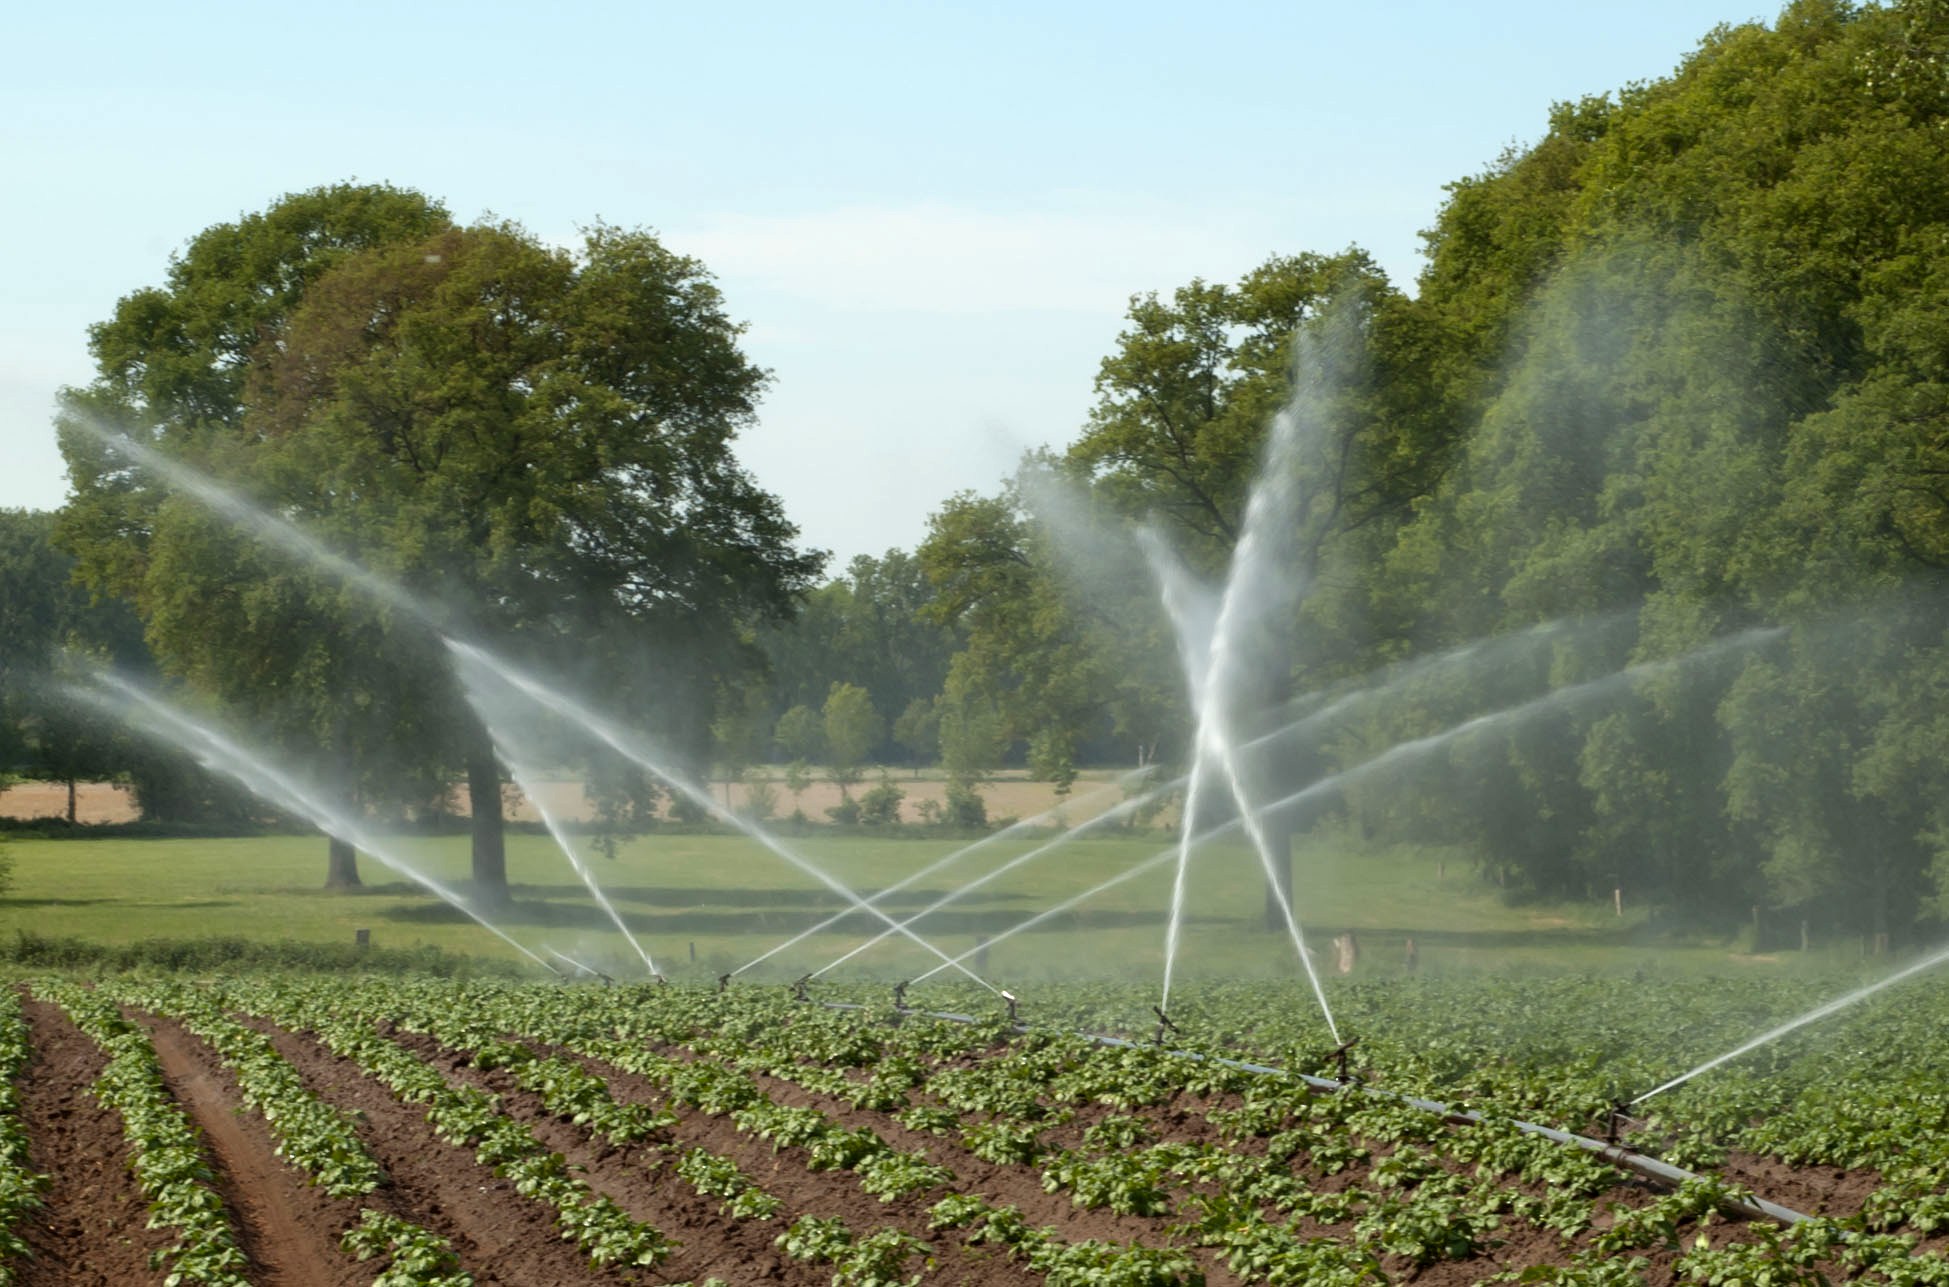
[{"x1": 58, "y1": 185, "x2": 819, "y2": 898}]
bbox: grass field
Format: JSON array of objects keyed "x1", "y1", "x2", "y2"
[{"x1": 0, "y1": 822, "x2": 1837, "y2": 994}]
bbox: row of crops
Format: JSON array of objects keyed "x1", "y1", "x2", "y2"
[{"x1": 0, "y1": 969, "x2": 1945, "y2": 1284}]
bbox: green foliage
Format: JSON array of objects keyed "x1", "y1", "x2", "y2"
[
  {"x1": 56, "y1": 184, "x2": 818, "y2": 892},
  {"x1": 0, "y1": 989, "x2": 47, "y2": 1282},
  {"x1": 776, "y1": 707, "x2": 825, "y2": 764},
  {"x1": 340, "y1": 1209, "x2": 476, "y2": 1286},
  {"x1": 857, "y1": 773, "x2": 906, "y2": 826}
]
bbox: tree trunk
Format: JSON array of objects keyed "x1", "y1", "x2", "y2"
[
  {"x1": 65, "y1": 778, "x2": 76, "y2": 824},
  {"x1": 325, "y1": 836, "x2": 361, "y2": 888},
  {"x1": 468, "y1": 748, "x2": 509, "y2": 905}
]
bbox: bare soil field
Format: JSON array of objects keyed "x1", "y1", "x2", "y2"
[{"x1": 0, "y1": 773, "x2": 1139, "y2": 829}]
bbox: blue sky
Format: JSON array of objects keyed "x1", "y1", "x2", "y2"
[{"x1": 3, "y1": 1, "x2": 1776, "y2": 566}]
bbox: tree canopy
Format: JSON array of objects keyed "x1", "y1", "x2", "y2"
[{"x1": 56, "y1": 185, "x2": 819, "y2": 894}]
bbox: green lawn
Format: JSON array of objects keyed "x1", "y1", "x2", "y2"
[{"x1": 0, "y1": 826, "x2": 1816, "y2": 990}]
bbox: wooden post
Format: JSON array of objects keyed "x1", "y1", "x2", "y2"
[
  {"x1": 689, "y1": 941, "x2": 697, "y2": 964},
  {"x1": 354, "y1": 928, "x2": 370, "y2": 951},
  {"x1": 1613, "y1": 887, "x2": 1623, "y2": 918},
  {"x1": 1403, "y1": 937, "x2": 1418, "y2": 972}
]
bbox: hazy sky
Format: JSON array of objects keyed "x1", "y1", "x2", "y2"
[{"x1": 3, "y1": 1, "x2": 1773, "y2": 568}]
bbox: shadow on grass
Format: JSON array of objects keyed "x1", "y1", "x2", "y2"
[{"x1": 0, "y1": 897, "x2": 115, "y2": 908}]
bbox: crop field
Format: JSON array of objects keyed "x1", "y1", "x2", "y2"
[{"x1": 0, "y1": 970, "x2": 1945, "y2": 1285}]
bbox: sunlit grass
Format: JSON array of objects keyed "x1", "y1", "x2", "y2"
[{"x1": 0, "y1": 826, "x2": 1843, "y2": 987}]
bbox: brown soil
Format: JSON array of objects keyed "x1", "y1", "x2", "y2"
[
  {"x1": 387, "y1": 1024, "x2": 1047, "y2": 1286},
  {"x1": 14, "y1": 997, "x2": 174, "y2": 1286},
  {"x1": 0, "y1": 772, "x2": 1145, "y2": 829},
  {"x1": 0, "y1": 782, "x2": 139, "y2": 825},
  {"x1": 129, "y1": 1010, "x2": 368, "y2": 1287},
  {"x1": 237, "y1": 1016, "x2": 615, "y2": 1286}
]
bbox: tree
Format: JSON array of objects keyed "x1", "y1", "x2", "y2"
[
  {"x1": 891, "y1": 697, "x2": 939, "y2": 776},
  {"x1": 774, "y1": 705, "x2": 825, "y2": 764},
  {"x1": 0, "y1": 509, "x2": 149, "y2": 822},
  {"x1": 756, "y1": 549, "x2": 957, "y2": 760},
  {"x1": 822, "y1": 682, "x2": 882, "y2": 793},
  {"x1": 58, "y1": 186, "x2": 820, "y2": 898}
]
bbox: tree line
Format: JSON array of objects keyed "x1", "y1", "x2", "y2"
[{"x1": 8, "y1": 0, "x2": 1949, "y2": 944}]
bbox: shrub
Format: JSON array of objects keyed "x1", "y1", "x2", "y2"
[
  {"x1": 944, "y1": 780, "x2": 987, "y2": 830},
  {"x1": 859, "y1": 776, "x2": 906, "y2": 826}
]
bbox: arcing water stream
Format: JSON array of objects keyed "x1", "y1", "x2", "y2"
[
  {"x1": 73, "y1": 672, "x2": 552, "y2": 970},
  {"x1": 909, "y1": 622, "x2": 1783, "y2": 989},
  {"x1": 1143, "y1": 390, "x2": 1339, "y2": 1036},
  {"x1": 1634, "y1": 938, "x2": 1949, "y2": 1103},
  {"x1": 736, "y1": 771, "x2": 1145, "y2": 978},
  {"x1": 446, "y1": 639, "x2": 998, "y2": 992},
  {"x1": 86, "y1": 420, "x2": 988, "y2": 985},
  {"x1": 478, "y1": 715, "x2": 660, "y2": 977}
]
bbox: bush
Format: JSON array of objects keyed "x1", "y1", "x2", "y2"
[
  {"x1": 944, "y1": 781, "x2": 987, "y2": 830},
  {"x1": 826, "y1": 795, "x2": 862, "y2": 826},
  {"x1": 742, "y1": 773, "x2": 778, "y2": 822},
  {"x1": 859, "y1": 776, "x2": 906, "y2": 827}
]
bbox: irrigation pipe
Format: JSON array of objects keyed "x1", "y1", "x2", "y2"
[{"x1": 789, "y1": 994, "x2": 1812, "y2": 1227}]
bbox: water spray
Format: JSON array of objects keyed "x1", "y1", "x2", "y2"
[
  {"x1": 545, "y1": 947, "x2": 615, "y2": 986},
  {"x1": 75, "y1": 673, "x2": 554, "y2": 972},
  {"x1": 479, "y1": 716, "x2": 659, "y2": 978},
  {"x1": 735, "y1": 771, "x2": 1145, "y2": 979},
  {"x1": 450, "y1": 639, "x2": 999, "y2": 994},
  {"x1": 1633, "y1": 936, "x2": 1949, "y2": 1104},
  {"x1": 79, "y1": 422, "x2": 986, "y2": 992}
]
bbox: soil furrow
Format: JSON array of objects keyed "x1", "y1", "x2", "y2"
[
  {"x1": 479, "y1": 1036, "x2": 1064, "y2": 1286},
  {"x1": 388, "y1": 1026, "x2": 1048, "y2": 1285},
  {"x1": 382, "y1": 1027, "x2": 827, "y2": 1286},
  {"x1": 14, "y1": 996, "x2": 173, "y2": 1287},
  {"x1": 127, "y1": 1010, "x2": 365, "y2": 1287},
  {"x1": 233, "y1": 1013, "x2": 610, "y2": 1287}
]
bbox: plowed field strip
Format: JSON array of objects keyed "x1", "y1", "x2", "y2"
[
  {"x1": 14, "y1": 997, "x2": 171, "y2": 1287},
  {"x1": 131, "y1": 1011, "x2": 364, "y2": 1287},
  {"x1": 233, "y1": 1015, "x2": 608, "y2": 1287}
]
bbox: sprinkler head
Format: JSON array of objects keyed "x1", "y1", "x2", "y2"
[
  {"x1": 1001, "y1": 989, "x2": 1019, "y2": 1024},
  {"x1": 892, "y1": 980, "x2": 909, "y2": 1010},
  {"x1": 1326, "y1": 1036, "x2": 1361, "y2": 1084},
  {"x1": 716, "y1": 973, "x2": 731, "y2": 995},
  {"x1": 792, "y1": 974, "x2": 812, "y2": 1002},
  {"x1": 1605, "y1": 1096, "x2": 1634, "y2": 1146},
  {"x1": 596, "y1": 969, "x2": 616, "y2": 988},
  {"x1": 1151, "y1": 1005, "x2": 1179, "y2": 1046},
  {"x1": 652, "y1": 972, "x2": 667, "y2": 988}
]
